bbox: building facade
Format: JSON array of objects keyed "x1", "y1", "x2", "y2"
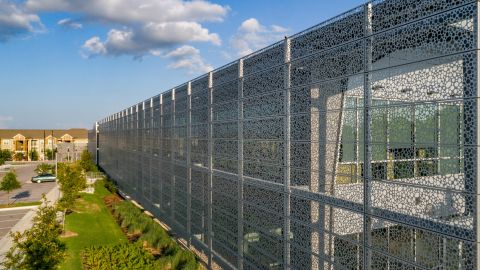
[
  {"x1": 0, "y1": 129, "x2": 88, "y2": 161},
  {"x1": 92, "y1": 0, "x2": 480, "y2": 269}
]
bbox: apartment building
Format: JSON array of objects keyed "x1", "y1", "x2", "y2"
[
  {"x1": 0, "y1": 129, "x2": 88, "y2": 161},
  {"x1": 92, "y1": 0, "x2": 479, "y2": 269}
]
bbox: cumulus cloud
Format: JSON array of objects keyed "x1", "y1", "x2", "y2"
[
  {"x1": 57, "y1": 18, "x2": 82, "y2": 29},
  {"x1": 81, "y1": 22, "x2": 220, "y2": 59},
  {"x1": 0, "y1": 0, "x2": 44, "y2": 42},
  {"x1": 27, "y1": 0, "x2": 228, "y2": 58},
  {"x1": 26, "y1": 0, "x2": 228, "y2": 24},
  {"x1": 164, "y1": 45, "x2": 213, "y2": 74},
  {"x1": 230, "y1": 18, "x2": 288, "y2": 57}
]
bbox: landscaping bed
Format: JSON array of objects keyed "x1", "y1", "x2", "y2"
[
  {"x1": 95, "y1": 192, "x2": 201, "y2": 270},
  {"x1": 59, "y1": 180, "x2": 127, "y2": 270}
]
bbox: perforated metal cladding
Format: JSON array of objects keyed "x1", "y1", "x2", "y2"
[{"x1": 93, "y1": 1, "x2": 480, "y2": 269}]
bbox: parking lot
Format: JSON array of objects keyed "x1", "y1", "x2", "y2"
[
  {"x1": 0, "y1": 163, "x2": 56, "y2": 205},
  {"x1": 0, "y1": 208, "x2": 31, "y2": 238}
]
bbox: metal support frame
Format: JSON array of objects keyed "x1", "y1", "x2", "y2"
[
  {"x1": 283, "y1": 37, "x2": 292, "y2": 269},
  {"x1": 187, "y1": 82, "x2": 192, "y2": 246},
  {"x1": 476, "y1": 2, "x2": 480, "y2": 267},
  {"x1": 207, "y1": 72, "x2": 214, "y2": 268},
  {"x1": 237, "y1": 59, "x2": 245, "y2": 270},
  {"x1": 92, "y1": 2, "x2": 480, "y2": 269},
  {"x1": 171, "y1": 88, "x2": 176, "y2": 222},
  {"x1": 363, "y1": 3, "x2": 373, "y2": 270}
]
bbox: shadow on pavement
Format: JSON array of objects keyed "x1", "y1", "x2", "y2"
[{"x1": 12, "y1": 191, "x2": 31, "y2": 200}]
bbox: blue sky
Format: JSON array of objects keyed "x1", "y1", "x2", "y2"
[{"x1": 0, "y1": 0, "x2": 364, "y2": 129}]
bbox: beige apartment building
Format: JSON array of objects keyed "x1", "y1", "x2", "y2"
[{"x1": 0, "y1": 129, "x2": 88, "y2": 161}]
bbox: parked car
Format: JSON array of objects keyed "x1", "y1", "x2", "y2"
[{"x1": 31, "y1": 173, "x2": 56, "y2": 183}]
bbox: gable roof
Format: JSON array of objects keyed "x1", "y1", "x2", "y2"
[{"x1": 0, "y1": 129, "x2": 88, "y2": 140}]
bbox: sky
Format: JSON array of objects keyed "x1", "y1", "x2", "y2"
[{"x1": 0, "y1": 0, "x2": 365, "y2": 129}]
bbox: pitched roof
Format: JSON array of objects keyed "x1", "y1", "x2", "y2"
[{"x1": 0, "y1": 129, "x2": 88, "y2": 139}]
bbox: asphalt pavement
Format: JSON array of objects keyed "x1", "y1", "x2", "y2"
[
  {"x1": 0, "y1": 208, "x2": 31, "y2": 239},
  {"x1": 0, "y1": 163, "x2": 56, "y2": 205}
]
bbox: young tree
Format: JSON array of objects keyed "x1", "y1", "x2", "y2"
[
  {"x1": 0, "y1": 149, "x2": 12, "y2": 161},
  {"x1": 79, "y1": 150, "x2": 97, "y2": 172},
  {"x1": 29, "y1": 150, "x2": 39, "y2": 161},
  {"x1": 57, "y1": 163, "x2": 86, "y2": 212},
  {"x1": 0, "y1": 172, "x2": 21, "y2": 204},
  {"x1": 35, "y1": 163, "x2": 54, "y2": 175},
  {"x1": 45, "y1": 149, "x2": 55, "y2": 160},
  {"x1": 2, "y1": 196, "x2": 66, "y2": 269}
]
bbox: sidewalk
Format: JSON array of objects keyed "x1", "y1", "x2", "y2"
[{"x1": 0, "y1": 183, "x2": 60, "y2": 264}]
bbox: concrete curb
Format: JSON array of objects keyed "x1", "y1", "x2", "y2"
[{"x1": 0, "y1": 205, "x2": 39, "y2": 212}]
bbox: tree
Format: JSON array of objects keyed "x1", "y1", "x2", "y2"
[
  {"x1": 0, "y1": 149, "x2": 12, "y2": 161},
  {"x1": 57, "y1": 163, "x2": 86, "y2": 212},
  {"x1": 13, "y1": 152, "x2": 24, "y2": 161},
  {"x1": 79, "y1": 150, "x2": 97, "y2": 172},
  {"x1": 2, "y1": 196, "x2": 66, "y2": 269},
  {"x1": 35, "y1": 163, "x2": 54, "y2": 175},
  {"x1": 29, "y1": 150, "x2": 39, "y2": 161},
  {"x1": 0, "y1": 149, "x2": 12, "y2": 166},
  {"x1": 45, "y1": 149, "x2": 55, "y2": 160},
  {"x1": 0, "y1": 172, "x2": 21, "y2": 204}
]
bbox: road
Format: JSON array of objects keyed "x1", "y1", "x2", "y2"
[{"x1": 0, "y1": 163, "x2": 56, "y2": 205}]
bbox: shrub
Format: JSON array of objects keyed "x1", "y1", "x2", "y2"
[
  {"x1": 13, "y1": 152, "x2": 24, "y2": 161},
  {"x1": 83, "y1": 243, "x2": 157, "y2": 270},
  {"x1": 29, "y1": 150, "x2": 39, "y2": 161},
  {"x1": 103, "y1": 177, "x2": 117, "y2": 194},
  {"x1": 0, "y1": 149, "x2": 12, "y2": 161},
  {"x1": 110, "y1": 201, "x2": 200, "y2": 269},
  {"x1": 35, "y1": 163, "x2": 55, "y2": 175}
]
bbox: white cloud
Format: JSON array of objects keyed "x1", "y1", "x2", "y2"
[
  {"x1": 0, "y1": 0, "x2": 44, "y2": 42},
  {"x1": 26, "y1": 0, "x2": 229, "y2": 24},
  {"x1": 81, "y1": 22, "x2": 220, "y2": 58},
  {"x1": 82, "y1": 36, "x2": 106, "y2": 56},
  {"x1": 164, "y1": 45, "x2": 213, "y2": 74},
  {"x1": 57, "y1": 18, "x2": 82, "y2": 29},
  {"x1": 230, "y1": 18, "x2": 288, "y2": 57},
  {"x1": 27, "y1": 0, "x2": 228, "y2": 58}
]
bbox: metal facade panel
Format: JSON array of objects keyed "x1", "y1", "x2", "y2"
[{"x1": 93, "y1": 1, "x2": 479, "y2": 269}]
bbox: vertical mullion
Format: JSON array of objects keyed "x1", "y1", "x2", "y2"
[
  {"x1": 283, "y1": 37, "x2": 292, "y2": 270},
  {"x1": 159, "y1": 95, "x2": 164, "y2": 214},
  {"x1": 207, "y1": 72, "x2": 214, "y2": 268},
  {"x1": 363, "y1": 3, "x2": 373, "y2": 270},
  {"x1": 171, "y1": 89, "x2": 176, "y2": 222},
  {"x1": 237, "y1": 59, "x2": 244, "y2": 270},
  {"x1": 187, "y1": 82, "x2": 192, "y2": 246},
  {"x1": 475, "y1": 2, "x2": 480, "y2": 267}
]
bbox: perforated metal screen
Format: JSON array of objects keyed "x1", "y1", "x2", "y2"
[{"x1": 91, "y1": 1, "x2": 480, "y2": 269}]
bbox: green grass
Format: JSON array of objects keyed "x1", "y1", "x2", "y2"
[
  {"x1": 58, "y1": 180, "x2": 127, "y2": 270},
  {"x1": 0, "y1": 201, "x2": 41, "y2": 209}
]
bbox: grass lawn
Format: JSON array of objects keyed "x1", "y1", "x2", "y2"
[
  {"x1": 59, "y1": 180, "x2": 127, "y2": 270},
  {"x1": 0, "y1": 201, "x2": 41, "y2": 208}
]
